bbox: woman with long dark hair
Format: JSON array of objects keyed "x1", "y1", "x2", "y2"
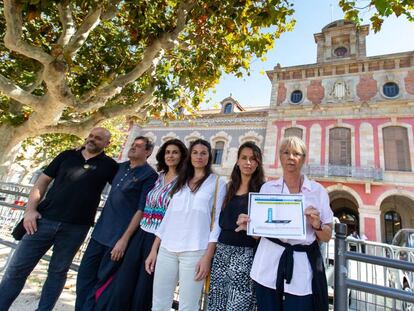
[
  {"x1": 95, "y1": 139, "x2": 187, "y2": 311},
  {"x1": 145, "y1": 139, "x2": 227, "y2": 311},
  {"x1": 207, "y1": 142, "x2": 265, "y2": 310}
]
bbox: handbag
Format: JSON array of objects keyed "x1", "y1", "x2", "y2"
[
  {"x1": 12, "y1": 219, "x2": 26, "y2": 240},
  {"x1": 204, "y1": 175, "x2": 219, "y2": 294}
]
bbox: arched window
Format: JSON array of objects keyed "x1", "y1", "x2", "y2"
[
  {"x1": 223, "y1": 103, "x2": 232, "y2": 114},
  {"x1": 383, "y1": 126, "x2": 411, "y2": 171},
  {"x1": 335, "y1": 209, "x2": 358, "y2": 235},
  {"x1": 213, "y1": 141, "x2": 225, "y2": 165},
  {"x1": 162, "y1": 137, "x2": 175, "y2": 143},
  {"x1": 329, "y1": 127, "x2": 351, "y2": 166},
  {"x1": 186, "y1": 139, "x2": 196, "y2": 147},
  {"x1": 284, "y1": 127, "x2": 303, "y2": 139},
  {"x1": 384, "y1": 211, "x2": 402, "y2": 244}
]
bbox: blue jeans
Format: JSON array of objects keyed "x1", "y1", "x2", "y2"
[
  {"x1": 255, "y1": 281, "x2": 314, "y2": 311},
  {"x1": 75, "y1": 238, "x2": 118, "y2": 311},
  {"x1": 0, "y1": 218, "x2": 89, "y2": 311}
]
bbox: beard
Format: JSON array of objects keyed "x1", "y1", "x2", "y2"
[{"x1": 85, "y1": 141, "x2": 102, "y2": 153}]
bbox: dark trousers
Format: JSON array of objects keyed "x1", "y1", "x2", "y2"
[
  {"x1": 0, "y1": 218, "x2": 89, "y2": 311},
  {"x1": 75, "y1": 238, "x2": 118, "y2": 311},
  {"x1": 95, "y1": 228, "x2": 156, "y2": 311},
  {"x1": 255, "y1": 282, "x2": 314, "y2": 311}
]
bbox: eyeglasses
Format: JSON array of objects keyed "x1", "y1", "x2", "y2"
[{"x1": 281, "y1": 151, "x2": 303, "y2": 158}]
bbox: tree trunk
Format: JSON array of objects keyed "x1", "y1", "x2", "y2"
[{"x1": 0, "y1": 124, "x2": 28, "y2": 178}]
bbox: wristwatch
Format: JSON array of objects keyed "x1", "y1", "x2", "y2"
[{"x1": 313, "y1": 221, "x2": 323, "y2": 231}]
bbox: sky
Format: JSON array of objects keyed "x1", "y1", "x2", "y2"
[{"x1": 202, "y1": 0, "x2": 414, "y2": 109}]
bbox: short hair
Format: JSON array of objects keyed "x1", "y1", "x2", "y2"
[
  {"x1": 134, "y1": 136, "x2": 154, "y2": 152},
  {"x1": 91, "y1": 127, "x2": 111, "y2": 142},
  {"x1": 156, "y1": 139, "x2": 188, "y2": 173},
  {"x1": 279, "y1": 136, "x2": 307, "y2": 158}
]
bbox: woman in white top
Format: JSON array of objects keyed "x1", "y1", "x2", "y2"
[
  {"x1": 237, "y1": 136, "x2": 333, "y2": 311},
  {"x1": 146, "y1": 139, "x2": 226, "y2": 311}
]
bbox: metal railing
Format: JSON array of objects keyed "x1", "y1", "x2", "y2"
[
  {"x1": 334, "y1": 223, "x2": 414, "y2": 311},
  {"x1": 0, "y1": 182, "x2": 101, "y2": 272},
  {"x1": 303, "y1": 164, "x2": 384, "y2": 180}
]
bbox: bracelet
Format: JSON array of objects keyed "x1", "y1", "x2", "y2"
[{"x1": 313, "y1": 221, "x2": 323, "y2": 231}]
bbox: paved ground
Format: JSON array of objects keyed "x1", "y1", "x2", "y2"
[
  {"x1": 0, "y1": 244, "x2": 77, "y2": 311},
  {"x1": 0, "y1": 243, "x2": 337, "y2": 311}
]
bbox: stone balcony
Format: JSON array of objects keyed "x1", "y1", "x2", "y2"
[{"x1": 303, "y1": 164, "x2": 384, "y2": 181}]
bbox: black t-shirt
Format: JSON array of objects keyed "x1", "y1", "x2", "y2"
[
  {"x1": 38, "y1": 149, "x2": 118, "y2": 226},
  {"x1": 218, "y1": 194, "x2": 257, "y2": 248}
]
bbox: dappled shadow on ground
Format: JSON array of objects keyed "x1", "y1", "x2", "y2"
[{"x1": 0, "y1": 248, "x2": 77, "y2": 311}]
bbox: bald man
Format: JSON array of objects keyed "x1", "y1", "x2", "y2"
[{"x1": 0, "y1": 127, "x2": 118, "y2": 311}]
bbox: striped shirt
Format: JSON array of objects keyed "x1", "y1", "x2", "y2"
[{"x1": 140, "y1": 173, "x2": 176, "y2": 234}]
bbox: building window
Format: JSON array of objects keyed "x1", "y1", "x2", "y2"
[
  {"x1": 383, "y1": 82, "x2": 399, "y2": 98},
  {"x1": 383, "y1": 126, "x2": 411, "y2": 171},
  {"x1": 333, "y1": 81, "x2": 346, "y2": 99},
  {"x1": 336, "y1": 210, "x2": 358, "y2": 235},
  {"x1": 384, "y1": 211, "x2": 401, "y2": 244},
  {"x1": 213, "y1": 141, "x2": 225, "y2": 165},
  {"x1": 284, "y1": 127, "x2": 303, "y2": 139},
  {"x1": 223, "y1": 103, "x2": 232, "y2": 114},
  {"x1": 290, "y1": 90, "x2": 303, "y2": 104},
  {"x1": 329, "y1": 127, "x2": 351, "y2": 166},
  {"x1": 334, "y1": 46, "x2": 348, "y2": 57},
  {"x1": 162, "y1": 137, "x2": 175, "y2": 143}
]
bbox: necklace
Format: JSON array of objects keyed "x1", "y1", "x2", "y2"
[{"x1": 281, "y1": 175, "x2": 303, "y2": 194}]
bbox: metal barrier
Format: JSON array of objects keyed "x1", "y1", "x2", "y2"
[
  {"x1": 0, "y1": 182, "x2": 31, "y2": 271},
  {"x1": 0, "y1": 182, "x2": 103, "y2": 272},
  {"x1": 334, "y1": 223, "x2": 414, "y2": 311}
]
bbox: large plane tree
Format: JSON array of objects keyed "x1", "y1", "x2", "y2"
[{"x1": 0, "y1": 0, "x2": 294, "y2": 172}]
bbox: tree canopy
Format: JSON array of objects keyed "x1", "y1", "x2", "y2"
[
  {"x1": 0, "y1": 0, "x2": 412, "y2": 172},
  {"x1": 339, "y1": 0, "x2": 414, "y2": 32},
  {"x1": 0, "y1": 0, "x2": 295, "y2": 171}
]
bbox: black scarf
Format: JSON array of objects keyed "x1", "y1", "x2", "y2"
[{"x1": 267, "y1": 238, "x2": 329, "y2": 311}]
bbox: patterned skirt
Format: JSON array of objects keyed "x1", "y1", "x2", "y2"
[{"x1": 207, "y1": 243, "x2": 256, "y2": 311}]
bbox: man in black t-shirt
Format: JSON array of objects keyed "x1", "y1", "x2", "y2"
[{"x1": 0, "y1": 127, "x2": 118, "y2": 311}]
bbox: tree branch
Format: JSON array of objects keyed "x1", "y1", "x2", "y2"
[
  {"x1": 63, "y1": 7, "x2": 102, "y2": 57},
  {"x1": 57, "y1": 0, "x2": 76, "y2": 47},
  {"x1": 40, "y1": 60, "x2": 77, "y2": 108},
  {"x1": 76, "y1": 1, "x2": 194, "y2": 113},
  {"x1": 3, "y1": 0, "x2": 54, "y2": 65},
  {"x1": 46, "y1": 85, "x2": 155, "y2": 136},
  {"x1": 0, "y1": 73, "x2": 43, "y2": 109},
  {"x1": 101, "y1": 2, "x2": 119, "y2": 21},
  {"x1": 25, "y1": 67, "x2": 44, "y2": 93}
]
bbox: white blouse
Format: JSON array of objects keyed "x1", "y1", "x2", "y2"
[
  {"x1": 250, "y1": 176, "x2": 333, "y2": 295},
  {"x1": 155, "y1": 174, "x2": 227, "y2": 252}
]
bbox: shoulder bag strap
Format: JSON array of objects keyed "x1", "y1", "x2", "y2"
[{"x1": 210, "y1": 176, "x2": 219, "y2": 231}]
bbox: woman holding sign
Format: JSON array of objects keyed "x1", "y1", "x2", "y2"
[
  {"x1": 207, "y1": 142, "x2": 265, "y2": 311},
  {"x1": 237, "y1": 136, "x2": 333, "y2": 311}
]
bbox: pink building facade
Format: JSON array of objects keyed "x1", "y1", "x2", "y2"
[
  {"x1": 126, "y1": 20, "x2": 414, "y2": 243},
  {"x1": 264, "y1": 20, "x2": 414, "y2": 243}
]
